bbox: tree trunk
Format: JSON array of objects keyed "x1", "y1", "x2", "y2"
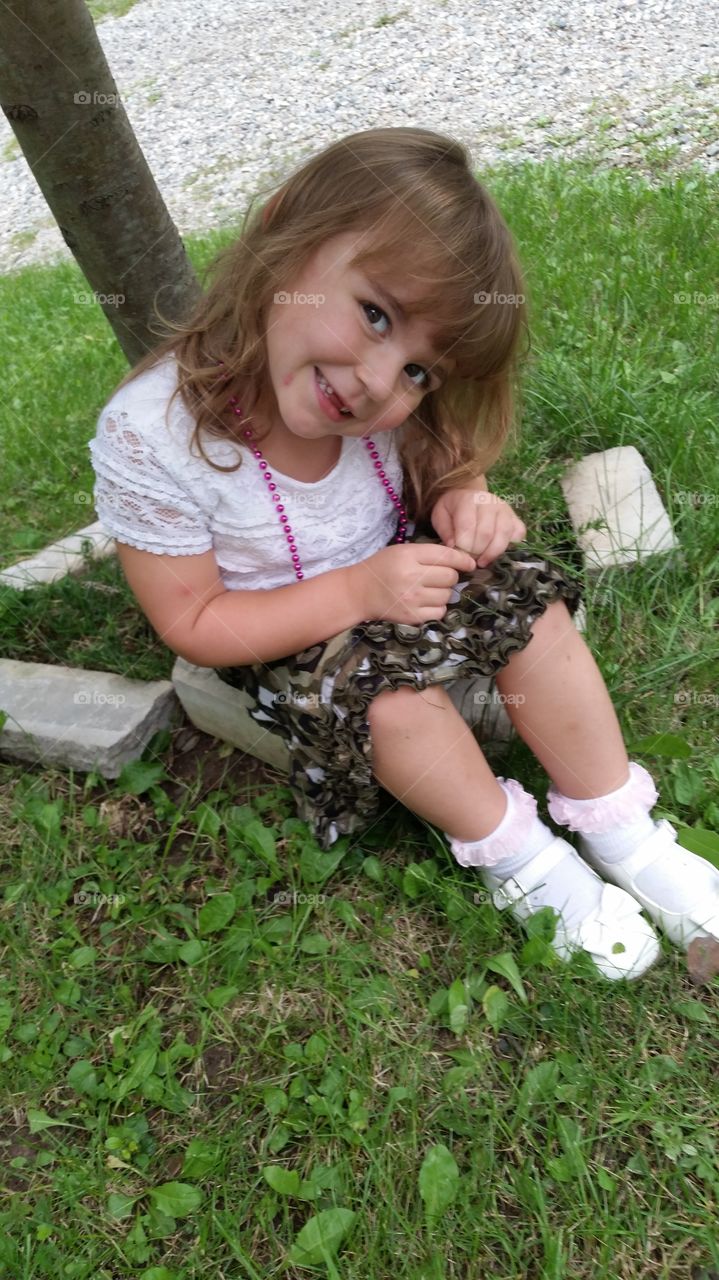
[{"x1": 0, "y1": 0, "x2": 202, "y2": 365}]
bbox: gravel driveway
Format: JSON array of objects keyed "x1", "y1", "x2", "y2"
[{"x1": 1, "y1": 0, "x2": 717, "y2": 274}]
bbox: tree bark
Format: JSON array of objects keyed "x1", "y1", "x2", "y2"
[{"x1": 0, "y1": 0, "x2": 202, "y2": 365}]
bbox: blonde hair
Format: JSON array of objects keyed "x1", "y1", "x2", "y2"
[{"x1": 109, "y1": 126, "x2": 530, "y2": 524}]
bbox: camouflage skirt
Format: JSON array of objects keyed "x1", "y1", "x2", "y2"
[{"x1": 215, "y1": 532, "x2": 583, "y2": 852}]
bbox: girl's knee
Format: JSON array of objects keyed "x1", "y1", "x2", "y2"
[
  {"x1": 367, "y1": 683, "x2": 446, "y2": 728},
  {"x1": 368, "y1": 685, "x2": 414, "y2": 724}
]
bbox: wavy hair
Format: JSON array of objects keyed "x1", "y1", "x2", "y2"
[{"x1": 109, "y1": 126, "x2": 530, "y2": 524}]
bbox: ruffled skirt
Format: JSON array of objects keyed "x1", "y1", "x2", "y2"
[{"x1": 215, "y1": 532, "x2": 583, "y2": 850}]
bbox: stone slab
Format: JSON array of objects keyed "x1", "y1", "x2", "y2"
[
  {"x1": 0, "y1": 520, "x2": 115, "y2": 589},
  {"x1": 561, "y1": 446, "x2": 678, "y2": 571},
  {"x1": 172, "y1": 658, "x2": 292, "y2": 774},
  {"x1": 0, "y1": 660, "x2": 178, "y2": 777}
]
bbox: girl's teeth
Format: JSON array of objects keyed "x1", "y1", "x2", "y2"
[{"x1": 318, "y1": 371, "x2": 351, "y2": 414}]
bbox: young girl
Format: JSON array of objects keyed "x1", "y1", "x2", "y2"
[{"x1": 90, "y1": 126, "x2": 719, "y2": 983}]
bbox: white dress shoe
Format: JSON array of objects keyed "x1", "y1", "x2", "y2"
[
  {"x1": 481, "y1": 836, "x2": 661, "y2": 981},
  {"x1": 579, "y1": 818, "x2": 719, "y2": 950}
]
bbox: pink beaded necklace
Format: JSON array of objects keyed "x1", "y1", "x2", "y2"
[{"x1": 214, "y1": 361, "x2": 408, "y2": 581}]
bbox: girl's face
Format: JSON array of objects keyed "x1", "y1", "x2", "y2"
[{"x1": 260, "y1": 231, "x2": 453, "y2": 442}]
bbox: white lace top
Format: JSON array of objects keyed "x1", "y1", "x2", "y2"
[{"x1": 89, "y1": 354, "x2": 414, "y2": 592}]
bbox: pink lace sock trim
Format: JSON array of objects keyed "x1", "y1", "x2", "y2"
[
  {"x1": 446, "y1": 778, "x2": 539, "y2": 868},
  {"x1": 546, "y1": 761, "x2": 659, "y2": 834}
]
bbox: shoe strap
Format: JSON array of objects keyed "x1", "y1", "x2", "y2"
[
  {"x1": 606, "y1": 818, "x2": 679, "y2": 879},
  {"x1": 491, "y1": 837, "x2": 576, "y2": 909}
]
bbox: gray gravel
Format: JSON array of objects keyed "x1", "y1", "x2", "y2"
[{"x1": 1, "y1": 0, "x2": 717, "y2": 274}]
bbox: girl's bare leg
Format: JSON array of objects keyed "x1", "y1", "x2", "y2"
[
  {"x1": 368, "y1": 683, "x2": 509, "y2": 842},
  {"x1": 367, "y1": 599, "x2": 629, "y2": 842},
  {"x1": 368, "y1": 603, "x2": 665, "y2": 982},
  {"x1": 494, "y1": 599, "x2": 630, "y2": 798}
]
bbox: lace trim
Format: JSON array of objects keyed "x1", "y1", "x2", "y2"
[
  {"x1": 447, "y1": 778, "x2": 539, "y2": 868},
  {"x1": 98, "y1": 529, "x2": 213, "y2": 556},
  {"x1": 546, "y1": 761, "x2": 659, "y2": 833}
]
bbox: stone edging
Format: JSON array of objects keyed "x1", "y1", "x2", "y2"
[{"x1": 0, "y1": 520, "x2": 115, "y2": 590}]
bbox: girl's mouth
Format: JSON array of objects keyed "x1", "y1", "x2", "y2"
[{"x1": 315, "y1": 367, "x2": 353, "y2": 419}]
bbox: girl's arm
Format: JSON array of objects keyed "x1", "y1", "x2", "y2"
[{"x1": 116, "y1": 543, "x2": 368, "y2": 668}]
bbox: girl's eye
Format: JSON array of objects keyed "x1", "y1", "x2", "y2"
[{"x1": 361, "y1": 302, "x2": 433, "y2": 390}]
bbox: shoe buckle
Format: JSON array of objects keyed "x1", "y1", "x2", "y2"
[{"x1": 491, "y1": 879, "x2": 525, "y2": 911}]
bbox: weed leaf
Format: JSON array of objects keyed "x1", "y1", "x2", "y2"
[
  {"x1": 288, "y1": 1207, "x2": 357, "y2": 1265},
  {"x1": 419, "y1": 1143, "x2": 460, "y2": 1227},
  {"x1": 198, "y1": 892, "x2": 236, "y2": 935},
  {"x1": 148, "y1": 1181, "x2": 203, "y2": 1218}
]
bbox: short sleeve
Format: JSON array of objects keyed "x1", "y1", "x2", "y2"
[{"x1": 88, "y1": 407, "x2": 214, "y2": 556}]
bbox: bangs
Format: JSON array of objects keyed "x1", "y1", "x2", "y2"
[{"x1": 346, "y1": 201, "x2": 525, "y2": 381}]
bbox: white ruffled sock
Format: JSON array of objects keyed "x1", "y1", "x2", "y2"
[
  {"x1": 546, "y1": 762, "x2": 718, "y2": 915},
  {"x1": 445, "y1": 779, "x2": 552, "y2": 873},
  {"x1": 444, "y1": 778, "x2": 609, "y2": 930},
  {"x1": 547, "y1": 762, "x2": 657, "y2": 862}
]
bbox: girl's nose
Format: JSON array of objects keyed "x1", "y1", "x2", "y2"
[{"x1": 357, "y1": 350, "x2": 407, "y2": 406}]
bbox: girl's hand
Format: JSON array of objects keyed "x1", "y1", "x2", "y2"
[
  {"x1": 430, "y1": 488, "x2": 526, "y2": 566},
  {"x1": 353, "y1": 543, "x2": 477, "y2": 625}
]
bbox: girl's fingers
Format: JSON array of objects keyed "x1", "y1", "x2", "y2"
[{"x1": 475, "y1": 542, "x2": 503, "y2": 567}]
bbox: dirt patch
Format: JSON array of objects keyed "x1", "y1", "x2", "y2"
[
  {"x1": 0, "y1": 1121, "x2": 49, "y2": 1193},
  {"x1": 164, "y1": 723, "x2": 286, "y2": 805},
  {"x1": 194, "y1": 1043, "x2": 249, "y2": 1112},
  {"x1": 98, "y1": 793, "x2": 155, "y2": 839},
  {"x1": 201, "y1": 1043, "x2": 238, "y2": 1085}
]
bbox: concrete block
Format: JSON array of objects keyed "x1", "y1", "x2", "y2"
[
  {"x1": 561, "y1": 446, "x2": 678, "y2": 571},
  {"x1": 172, "y1": 658, "x2": 292, "y2": 774},
  {"x1": 172, "y1": 659, "x2": 518, "y2": 770},
  {"x1": 0, "y1": 660, "x2": 178, "y2": 777},
  {"x1": 0, "y1": 521, "x2": 115, "y2": 590}
]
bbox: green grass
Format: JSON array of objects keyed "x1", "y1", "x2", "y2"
[
  {"x1": 0, "y1": 222, "x2": 235, "y2": 566},
  {"x1": 0, "y1": 552, "x2": 172, "y2": 682},
  {"x1": 1, "y1": 735, "x2": 718, "y2": 1279},
  {"x1": 85, "y1": 0, "x2": 144, "y2": 22},
  {"x1": 1, "y1": 158, "x2": 718, "y2": 1277}
]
